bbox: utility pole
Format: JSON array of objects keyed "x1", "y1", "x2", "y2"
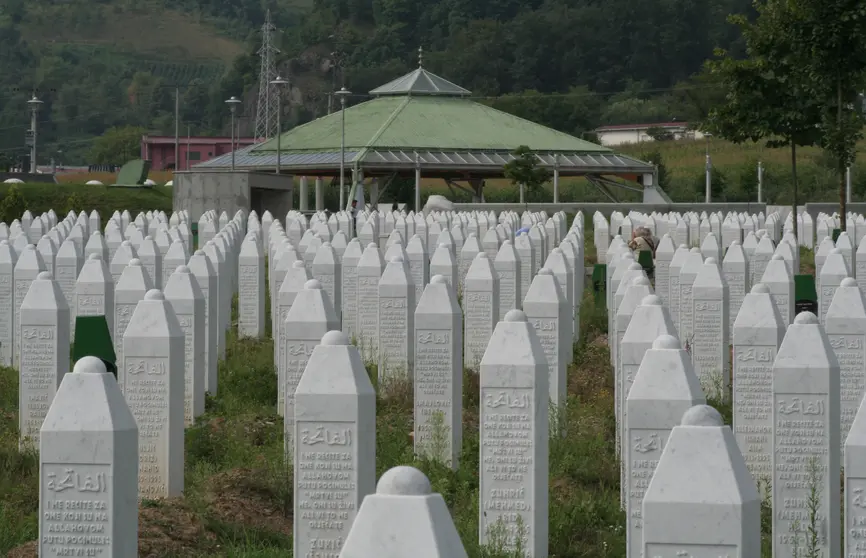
[
  {"x1": 225, "y1": 96, "x2": 242, "y2": 171},
  {"x1": 757, "y1": 161, "x2": 763, "y2": 203},
  {"x1": 26, "y1": 95, "x2": 43, "y2": 174},
  {"x1": 174, "y1": 87, "x2": 180, "y2": 173},
  {"x1": 270, "y1": 76, "x2": 289, "y2": 174},
  {"x1": 704, "y1": 133, "x2": 713, "y2": 203},
  {"x1": 335, "y1": 87, "x2": 351, "y2": 209}
]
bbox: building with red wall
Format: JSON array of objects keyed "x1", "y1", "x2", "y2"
[{"x1": 141, "y1": 135, "x2": 260, "y2": 171}]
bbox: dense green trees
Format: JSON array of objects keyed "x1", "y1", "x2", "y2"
[
  {"x1": 706, "y1": 0, "x2": 866, "y2": 229},
  {"x1": 0, "y1": 0, "x2": 758, "y2": 164}
]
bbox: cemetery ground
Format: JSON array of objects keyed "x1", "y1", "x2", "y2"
[
  {"x1": 1, "y1": 260, "x2": 633, "y2": 558},
  {"x1": 0, "y1": 228, "x2": 807, "y2": 558}
]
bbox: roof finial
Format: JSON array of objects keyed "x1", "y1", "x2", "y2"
[{"x1": 418, "y1": 46, "x2": 424, "y2": 68}]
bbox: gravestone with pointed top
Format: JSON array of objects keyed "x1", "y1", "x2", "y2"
[
  {"x1": 338, "y1": 466, "x2": 469, "y2": 558},
  {"x1": 524, "y1": 268, "x2": 571, "y2": 410},
  {"x1": 691, "y1": 257, "x2": 729, "y2": 394},
  {"x1": 677, "y1": 248, "x2": 704, "y2": 350},
  {"x1": 109, "y1": 240, "x2": 136, "y2": 286},
  {"x1": 761, "y1": 254, "x2": 794, "y2": 325},
  {"x1": 494, "y1": 239, "x2": 521, "y2": 316},
  {"x1": 36, "y1": 234, "x2": 57, "y2": 278},
  {"x1": 667, "y1": 245, "x2": 690, "y2": 329},
  {"x1": 642, "y1": 405, "x2": 761, "y2": 557},
  {"x1": 654, "y1": 235, "x2": 676, "y2": 309},
  {"x1": 751, "y1": 234, "x2": 775, "y2": 287},
  {"x1": 162, "y1": 239, "x2": 188, "y2": 290},
  {"x1": 429, "y1": 242, "x2": 458, "y2": 294},
  {"x1": 545, "y1": 247, "x2": 575, "y2": 344},
  {"x1": 0, "y1": 240, "x2": 15, "y2": 366},
  {"x1": 463, "y1": 252, "x2": 499, "y2": 369},
  {"x1": 75, "y1": 253, "x2": 114, "y2": 340},
  {"x1": 294, "y1": 330, "x2": 376, "y2": 558},
  {"x1": 819, "y1": 247, "x2": 849, "y2": 324},
  {"x1": 283, "y1": 279, "x2": 340, "y2": 449},
  {"x1": 39, "y1": 357, "x2": 138, "y2": 558},
  {"x1": 825, "y1": 276, "x2": 866, "y2": 451},
  {"x1": 276, "y1": 261, "x2": 312, "y2": 417},
  {"x1": 120, "y1": 289, "x2": 185, "y2": 498},
  {"x1": 613, "y1": 263, "x2": 647, "y2": 368},
  {"x1": 313, "y1": 241, "x2": 342, "y2": 319},
  {"x1": 378, "y1": 255, "x2": 415, "y2": 382},
  {"x1": 723, "y1": 240, "x2": 749, "y2": 339},
  {"x1": 19, "y1": 271, "x2": 70, "y2": 448},
  {"x1": 845, "y1": 389, "x2": 866, "y2": 557},
  {"x1": 114, "y1": 259, "x2": 152, "y2": 375},
  {"x1": 514, "y1": 232, "x2": 536, "y2": 304},
  {"x1": 459, "y1": 233, "x2": 481, "y2": 295},
  {"x1": 414, "y1": 275, "x2": 463, "y2": 468},
  {"x1": 138, "y1": 235, "x2": 163, "y2": 290},
  {"x1": 406, "y1": 234, "x2": 428, "y2": 309},
  {"x1": 340, "y1": 238, "x2": 363, "y2": 339},
  {"x1": 732, "y1": 283, "x2": 785, "y2": 483},
  {"x1": 356, "y1": 244, "x2": 385, "y2": 362},
  {"x1": 14, "y1": 245, "x2": 46, "y2": 367},
  {"x1": 187, "y1": 250, "x2": 217, "y2": 394},
  {"x1": 202, "y1": 241, "x2": 227, "y2": 358},
  {"x1": 479, "y1": 309, "x2": 548, "y2": 557},
  {"x1": 620, "y1": 294, "x2": 678, "y2": 507},
  {"x1": 625, "y1": 335, "x2": 706, "y2": 558},
  {"x1": 238, "y1": 233, "x2": 266, "y2": 338},
  {"x1": 164, "y1": 265, "x2": 206, "y2": 426},
  {"x1": 772, "y1": 311, "x2": 840, "y2": 558}
]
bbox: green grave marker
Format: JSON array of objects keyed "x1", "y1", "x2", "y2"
[
  {"x1": 592, "y1": 263, "x2": 607, "y2": 309},
  {"x1": 794, "y1": 274, "x2": 818, "y2": 316},
  {"x1": 72, "y1": 315, "x2": 118, "y2": 377}
]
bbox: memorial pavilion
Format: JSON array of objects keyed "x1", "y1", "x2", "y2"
[{"x1": 195, "y1": 59, "x2": 656, "y2": 205}]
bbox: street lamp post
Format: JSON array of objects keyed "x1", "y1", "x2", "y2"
[
  {"x1": 704, "y1": 132, "x2": 713, "y2": 204},
  {"x1": 334, "y1": 87, "x2": 351, "y2": 210},
  {"x1": 27, "y1": 95, "x2": 43, "y2": 174},
  {"x1": 270, "y1": 76, "x2": 289, "y2": 175},
  {"x1": 225, "y1": 96, "x2": 242, "y2": 171}
]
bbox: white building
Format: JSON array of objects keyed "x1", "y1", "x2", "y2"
[{"x1": 594, "y1": 122, "x2": 706, "y2": 147}]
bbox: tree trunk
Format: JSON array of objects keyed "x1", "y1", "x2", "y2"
[
  {"x1": 839, "y1": 78, "x2": 847, "y2": 231},
  {"x1": 791, "y1": 142, "x2": 799, "y2": 241}
]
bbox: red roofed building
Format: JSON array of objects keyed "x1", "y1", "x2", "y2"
[
  {"x1": 594, "y1": 122, "x2": 705, "y2": 147},
  {"x1": 141, "y1": 135, "x2": 261, "y2": 170}
]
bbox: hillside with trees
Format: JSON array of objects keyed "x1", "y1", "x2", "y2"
[{"x1": 0, "y1": 0, "x2": 752, "y2": 166}]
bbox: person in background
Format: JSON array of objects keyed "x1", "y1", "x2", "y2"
[
  {"x1": 628, "y1": 226, "x2": 657, "y2": 257},
  {"x1": 392, "y1": 202, "x2": 399, "y2": 212},
  {"x1": 351, "y1": 199, "x2": 358, "y2": 218}
]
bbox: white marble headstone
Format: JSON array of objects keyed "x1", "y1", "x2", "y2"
[
  {"x1": 39, "y1": 357, "x2": 138, "y2": 557},
  {"x1": 19, "y1": 271, "x2": 70, "y2": 447},
  {"x1": 120, "y1": 289, "x2": 185, "y2": 499},
  {"x1": 772, "y1": 311, "x2": 840, "y2": 557},
  {"x1": 479, "y1": 309, "x2": 548, "y2": 557},
  {"x1": 414, "y1": 275, "x2": 463, "y2": 468},
  {"x1": 294, "y1": 330, "x2": 375, "y2": 558}
]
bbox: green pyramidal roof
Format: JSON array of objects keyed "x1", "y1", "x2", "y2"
[{"x1": 254, "y1": 95, "x2": 611, "y2": 153}]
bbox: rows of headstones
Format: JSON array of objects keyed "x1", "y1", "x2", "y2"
[
  {"x1": 598, "y1": 207, "x2": 866, "y2": 557},
  {"x1": 23, "y1": 203, "x2": 595, "y2": 556}
]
